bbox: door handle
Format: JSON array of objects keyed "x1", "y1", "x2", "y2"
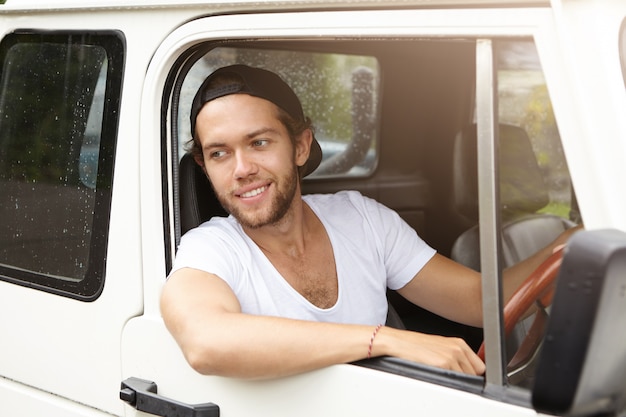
[{"x1": 120, "y1": 377, "x2": 219, "y2": 417}]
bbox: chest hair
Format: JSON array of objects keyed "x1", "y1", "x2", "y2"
[{"x1": 264, "y1": 242, "x2": 338, "y2": 309}]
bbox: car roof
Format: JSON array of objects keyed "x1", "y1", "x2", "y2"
[{"x1": 0, "y1": 0, "x2": 550, "y2": 12}]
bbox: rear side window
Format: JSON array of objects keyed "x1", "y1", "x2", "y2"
[
  {"x1": 178, "y1": 47, "x2": 380, "y2": 178},
  {"x1": 0, "y1": 31, "x2": 124, "y2": 300}
]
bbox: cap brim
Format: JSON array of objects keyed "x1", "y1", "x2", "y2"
[{"x1": 301, "y1": 136, "x2": 322, "y2": 178}]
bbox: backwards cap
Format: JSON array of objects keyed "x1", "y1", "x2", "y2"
[{"x1": 190, "y1": 64, "x2": 322, "y2": 177}]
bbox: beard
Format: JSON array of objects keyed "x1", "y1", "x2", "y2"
[{"x1": 215, "y1": 165, "x2": 299, "y2": 229}]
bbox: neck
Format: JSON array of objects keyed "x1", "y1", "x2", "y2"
[{"x1": 243, "y1": 195, "x2": 313, "y2": 258}]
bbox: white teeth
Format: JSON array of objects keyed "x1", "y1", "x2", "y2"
[{"x1": 240, "y1": 186, "x2": 267, "y2": 198}]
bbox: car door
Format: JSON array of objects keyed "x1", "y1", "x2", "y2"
[
  {"x1": 0, "y1": 28, "x2": 141, "y2": 417},
  {"x1": 120, "y1": 8, "x2": 581, "y2": 417}
]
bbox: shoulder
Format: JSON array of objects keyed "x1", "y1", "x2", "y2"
[
  {"x1": 178, "y1": 216, "x2": 247, "y2": 252},
  {"x1": 304, "y1": 190, "x2": 381, "y2": 213},
  {"x1": 171, "y1": 216, "x2": 252, "y2": 281},
  {"x1": 304, "y1": 191, "x2": 399, "y2": 233},
  {"x1": 183, "y1": 215, "x2": 238, "y2": 237}
]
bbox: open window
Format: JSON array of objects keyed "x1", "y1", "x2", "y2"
[
  {"x1": 176, "y1": 47, "x2": 379, "y2": 179},
  {"x1": 163, "y1": 31, "x2": 577, "y2": 407}
]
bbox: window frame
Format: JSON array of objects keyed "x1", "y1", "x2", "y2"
[
  {"x1": 162, "y1": 36, "x2": 534, "y2": 395},
  {"x1": 163, "y1": 34, "x2": 519, "y2": 394},
  {"x1": 156, "y1": 9, "x2": 566, "y2": 408},
  {"x1": 0, "y1": 30, "x2": 125, "y2": 301}
]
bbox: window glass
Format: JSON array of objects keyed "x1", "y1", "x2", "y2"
[
  {"x1": 494, "y1": 40, "x2": 578, "y2": 386},
  {"x1": 178, "y1": 47, "x2": 380, "y2": 178},
  {"x1": 496, "y1": 40, "x2": 574, "y2": 221},
  {"x1": 0, "y1": 32, "x2": 124, "y2": 300}
]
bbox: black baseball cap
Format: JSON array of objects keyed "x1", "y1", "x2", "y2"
[{"x1": 190, "y1": 64, "x2": 322, "y2": 177}]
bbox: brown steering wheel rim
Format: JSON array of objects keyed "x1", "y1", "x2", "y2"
[{"x1": 477, "y1": 246, "x2": 564, "y2": 361}]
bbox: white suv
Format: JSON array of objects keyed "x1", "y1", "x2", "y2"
[{"x1": 1, "y1": 1, "x2": 625, "y2": 416}]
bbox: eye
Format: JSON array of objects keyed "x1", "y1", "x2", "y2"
[
  {"x1": 209, "y1": 149, "x2": 227, "y2": 159},
  {"x1": 252, "y1": 139, "x2": 269, "y2": 148}
]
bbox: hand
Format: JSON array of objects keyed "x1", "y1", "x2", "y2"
[
  {"x1": 372, "y1": 326, "x2": 485, "y2": 375},
  {"x1": 553, "y1": 224, "x2": 584, "y2": 250}
]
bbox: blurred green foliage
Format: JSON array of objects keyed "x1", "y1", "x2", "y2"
[{"x1": 499, "y1": 65, "x2": 572, "y2": 219}]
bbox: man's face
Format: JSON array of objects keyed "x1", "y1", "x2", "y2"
[{"x1": 195, "y1": 93, "x2": 310, "y2": 229}]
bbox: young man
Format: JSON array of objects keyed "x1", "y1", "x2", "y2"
[{"x1": 160, "y1": 65, "x2": 576, "y2": 379}]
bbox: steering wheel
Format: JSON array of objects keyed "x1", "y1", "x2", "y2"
[{"x1": 477, "y1": 246, "x2": 565, "y2": 375}]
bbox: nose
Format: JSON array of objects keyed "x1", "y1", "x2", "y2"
[{"x1": 233, "y1": 150, "x2": 258, "y2": 179}]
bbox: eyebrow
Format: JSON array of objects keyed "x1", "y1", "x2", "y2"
[
  {"x1": 245, "y1": 127, "x2": 281, "y2": 139},
  {"x1": 203, "y1": 127, "x2": 282, "y2": 151}
]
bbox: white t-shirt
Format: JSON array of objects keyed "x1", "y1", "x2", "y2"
[{"x1": 171, "y1": 190, "x2": 436, "y2": 326}]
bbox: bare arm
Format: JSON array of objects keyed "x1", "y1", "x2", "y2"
[
  {"x1": 397, "y1": 225, "x2": 583, "y2": 328},
  {"x1": 160, "y1": 267, "x2": 485, "y2": 379},
  {"x1": 501, "y1": 225, "x2": 581, "y2": 302},
  {"x1": 161, "y1": 267, "x2": 370, "y2": 378},
  {"x1": 396, "y1": 254, "x2": 484, "y2": 327}
]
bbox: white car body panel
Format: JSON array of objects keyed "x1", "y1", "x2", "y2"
[{"x1": 0, "y1": 0, "x2": 624, "y2": 416}]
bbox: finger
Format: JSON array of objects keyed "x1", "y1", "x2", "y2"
[
  {"x1": 452, "y1": 340, "x2": 485, "y2": 375},
  {"x1": 459, "y1": 340, "x2": 484, "y2": 375},
  {"x1": 450, "y1": 339, "x2": 485, "y2": 375},
  {"x1": 458, "y1": 349, "x2": 485, "y2": 375},
  {"x1": 468, "y1": 351, "x2": 486, "y2": 375}
]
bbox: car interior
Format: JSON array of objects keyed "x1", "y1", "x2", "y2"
[{"x1": 170, "y1": 37, "x2": 578, "y2": 387}]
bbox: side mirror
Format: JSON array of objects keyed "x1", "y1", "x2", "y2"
[{"x1": 532, "y1": 229, "x2": 626, "y2": 416}]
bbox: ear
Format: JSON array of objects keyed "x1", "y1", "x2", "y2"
[
  {"x1": 295, "y1": 129, "x2": 313, "y2": 169},
  {"x1": 193, "y1": 152, "x2": 204, "y2": 166},
  {"x1": 193, "y1": 153, "x2": 210, "y2": 178}
]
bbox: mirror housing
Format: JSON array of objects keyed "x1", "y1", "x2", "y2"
[{"x1": 532, "y1": 229, "x2": 626, "y2": 416}]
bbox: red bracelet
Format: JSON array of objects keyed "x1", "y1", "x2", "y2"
[{"x1": 367, "y1": 324, "x2": 383, "y2": 359}]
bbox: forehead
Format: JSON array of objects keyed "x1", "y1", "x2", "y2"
[{"x1": 195, "y1": 94, "x2": 288, "y2": 143}]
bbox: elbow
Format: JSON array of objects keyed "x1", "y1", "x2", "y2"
[
  {"x1": 182, "y1": 339, "x2": 275, "y2": 379},
  {"x1": 184, "y1": 348, "x2": 214, "y2": 375},
  {"x1": 182, "y1": 341, "x2": 232, "y2": 376}
]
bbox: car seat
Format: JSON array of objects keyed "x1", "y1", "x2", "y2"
[
  {"x1": 450, "y1": 123, "x2": 574, "y2": 270},
  {"x1": 179, "y1": 152, "x2": 227, "y2": 236}
]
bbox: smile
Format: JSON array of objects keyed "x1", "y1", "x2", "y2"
[{"x1": 239, "y1": 185, "x2": 268, "y2": 198}]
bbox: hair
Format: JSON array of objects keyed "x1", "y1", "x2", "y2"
[{"x1": 187, "y1": 72, "x2": 314, "y2": 167}]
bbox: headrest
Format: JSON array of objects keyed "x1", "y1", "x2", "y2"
[
  {"x1": 179, "y1": 152, "x2": 227, "y2": 235},
  {"x1": 452, "y1": 124, "x2": 549, "y2": 222}
]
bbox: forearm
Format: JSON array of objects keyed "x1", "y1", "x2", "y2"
[
  {"x1": 179, "y1": 314, "x2": 485, "y2": 378},
  {"x1": 502, "y1": 225, "x2": 581, "y2": 302},
  {"x1": 502, "y1": 244, "x2": 554, "y2": 302},
  {"x1": 176, "y1": 312, "x2": 377, "y2": 379}
]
